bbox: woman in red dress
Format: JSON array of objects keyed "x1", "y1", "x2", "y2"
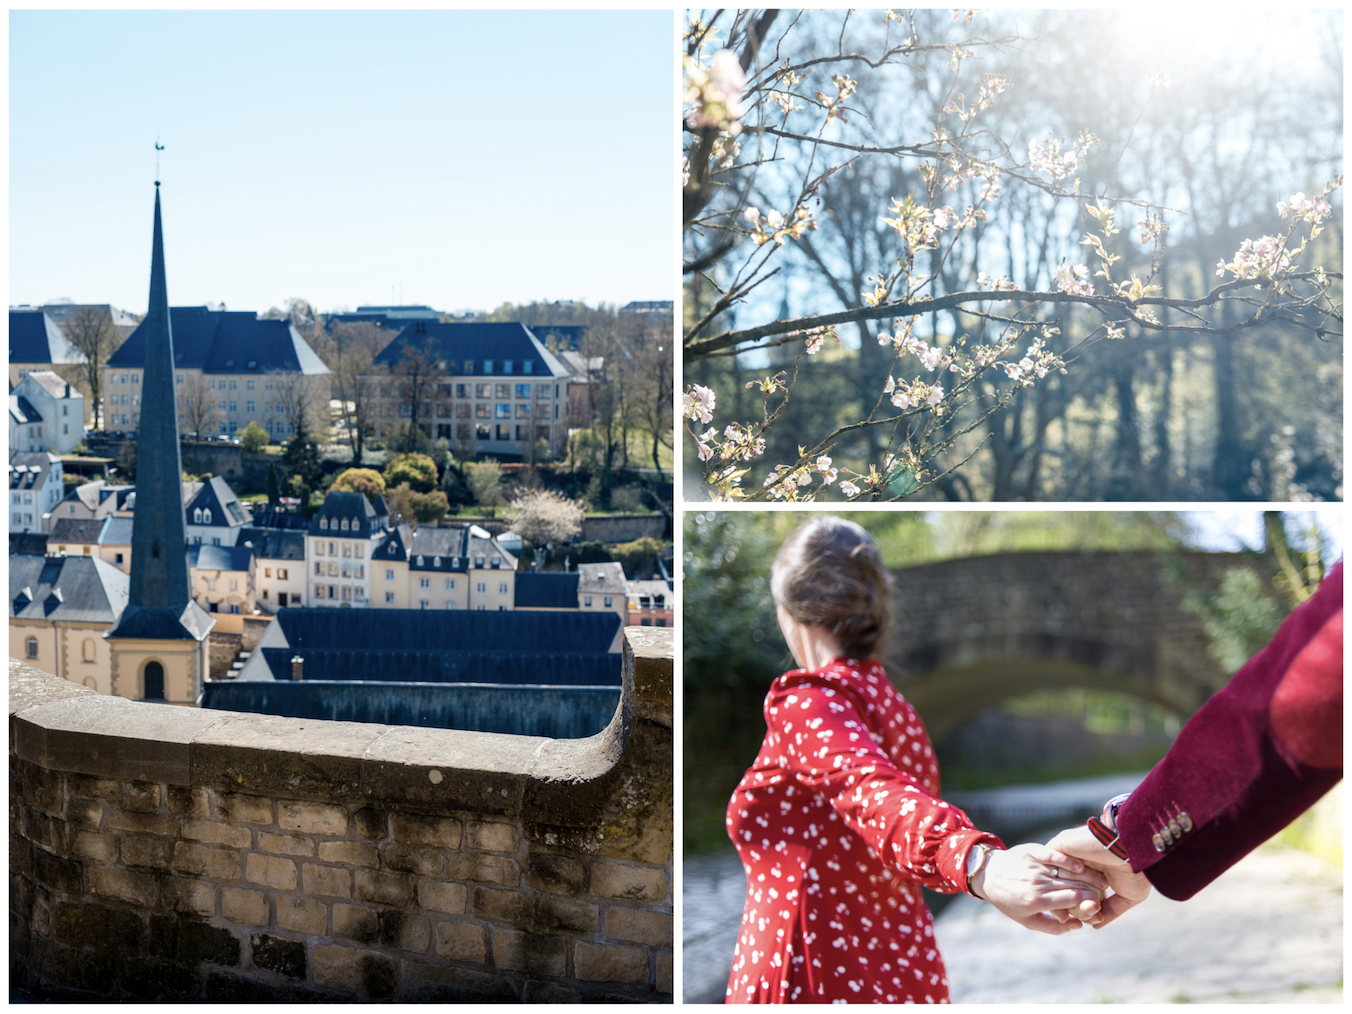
[{"x1": 726, "y1": 516, "x2": 1106, "y2": 1004}]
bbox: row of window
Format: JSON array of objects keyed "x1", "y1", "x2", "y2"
[
  {"x1": 584, "y1": 595, "x2": 616, "y2": 608},
  {"x1": 315, "y1": 584, "x2": 368, "y2": 602},
  {"x1": 24, "y1": 636, "x2": 100, "y2": 662},
  {"x1": 316, "y1": 561, "x2": 365, "y2": 578},
  {"x1": 314, "y1": 540, "x2": 366, "y2": 559}
]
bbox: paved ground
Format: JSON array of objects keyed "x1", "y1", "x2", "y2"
[{"x1": 683, "y1": 773, "x2": 1342, "y2": 1004}]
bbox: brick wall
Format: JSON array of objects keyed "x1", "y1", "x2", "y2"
[{"x1": 9, "y1": 627, "x2": 673, "y2": 1002}]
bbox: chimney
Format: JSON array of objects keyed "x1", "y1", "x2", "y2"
[{"x1": 291, "y1": 656, "x2": 303, "y2": 681}]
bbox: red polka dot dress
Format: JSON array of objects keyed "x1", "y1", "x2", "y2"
[{"x1": 725, "y1": 657, "x2": 1004, "y2": 1004}]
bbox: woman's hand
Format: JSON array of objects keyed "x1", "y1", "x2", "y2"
[
  {"x1": 1045, "y1": 824, "x2": 1151, "y2": 928},
  {"x1": 969, "y1": 843, "x2": 1107, "y2": 934}
]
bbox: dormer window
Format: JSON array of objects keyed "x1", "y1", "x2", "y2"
[
  {"x1": 319, "y1": 518, "x2": 328, "y2": 530},
  {"x1": 203, "y1": 508, "x2": 212, "y2": 524},
  {"x1": 490, "y1": 558, "x2": 500, "y2": 569},
  {"x1": 247, "y1": 360, "x2": 257, "y2": 369},
  {"x1": 340, "y1": 518, "x2": 349, "y2": 532},
  {"x1": 225, "y1": 359, "x2": 235, "y2": 367},
  {"x1": 193, "y1": 508, "x2": 203, "y2": 523},
  {"x1": 504, "y1": 361, "x2": 513, "y2": 374},
  {"x1": 451, "y1": 556, "x2": 460, "y2": 568},
  {"x1": 475, "y1": 555, "x2": 485, "y2": 568},
  {"x1": 524, "y1": 361, "x2": 533, "y2": 374},
  {"x1": 416, "y1": 555, "x2": 424, "y2": 566},
  {"x1": 433, "y1": 556, "x2": 441, "y2": 567},
  {"x1": 483, "y1": 361, "x2": 493, "y2": 374}
]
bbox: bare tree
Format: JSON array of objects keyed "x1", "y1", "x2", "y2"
[
  {"x1": 392, "y1": 334, "x2": 447, "y2": 453},
  {"x1": 268, "y1": 369, "x2": 324, "y2": 442},
  {"x1": 60, "y1": 306, "x2": 126, "y2": 430},
  {"x1": 321, "y1": 322, "x2": 386, "y2": 464},
  {"x1": 176, "y1": 372, "x2": 221, "y2": 442}
]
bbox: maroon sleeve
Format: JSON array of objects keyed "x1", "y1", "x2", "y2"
[{"x1": 1118, "y1": 560, "x2": 1343, "y2": 900}]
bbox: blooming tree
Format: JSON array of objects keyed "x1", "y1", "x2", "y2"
[{"x1": 682, "y1": 9, "x2": 1342, "y2": 501}]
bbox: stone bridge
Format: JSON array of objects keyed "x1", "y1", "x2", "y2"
[{"x1": 884, "y1": 550, "x2": 1266, "y2": 743}]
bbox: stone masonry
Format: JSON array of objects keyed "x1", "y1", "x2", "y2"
[{"x1": 9, "y1": 627, "x2": 674, "y2": 1002}]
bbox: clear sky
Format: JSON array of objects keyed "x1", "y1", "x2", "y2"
[{"x1": 10, "y1": 9, "x2": 674, "y2": 318}]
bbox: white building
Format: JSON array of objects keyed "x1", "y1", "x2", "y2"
[
  {"x1": 9, "y1": 452, "x2": 64, "y2": 534},
  {"x1": 9, "y1": 370, "x2": 85, "y2": 455}
]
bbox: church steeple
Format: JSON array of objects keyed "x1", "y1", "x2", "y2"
[{"x1": 106, "y1": 184, "x2": 213, "y2": 645}]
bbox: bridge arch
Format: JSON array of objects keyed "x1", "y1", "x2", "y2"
[{"x1": 883, "y1": 550, "x2": 1263, "y2": 744}]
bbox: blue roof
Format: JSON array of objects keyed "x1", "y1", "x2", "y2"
[
  {"x1": 10, "y1": 554, "x2": 128, "y2": 623},
  {"x1": 371, "y1": 321, "x2": 569, "y2": 379},
  {"x1": 9, "y1": 311, "x2": 82, "y2": 365},
  {"x1": 237, "y1": 607, "x2": 621, "y2": 686},
  {"x1": 187, "y1": 544, "x2": 254, "y2": 572},
  {"x1": 106, "y1": 307, "x2": 330, "y2": 375},
  {"x1": 515, "y1": 572, "x2": 580, "y2": 609}
]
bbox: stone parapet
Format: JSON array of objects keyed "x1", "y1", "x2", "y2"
[{"x1": 9, "y1": 627, "x2": 673, "y2": 1002}]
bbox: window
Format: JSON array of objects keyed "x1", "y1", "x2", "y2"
[
  {"x1": 193, "y1": 508, "x2": 202, "y2": 523},
  {"x1": 524, "y1": 361, "x2": 533, "y2": 374},
  {"x1": 516, "y1": 384, "x2": 531, "y2": 399},
  {"x1": 476, "y1": 404, "x2": 491, "y2": 418},
  {"x1": 203, "y1": 508, "x2": 212, "y2": 524},
  {"x1": 516, "y1": 404, "x2": 532, "y2": 419},
  {"x1": 328, "y1": 562, "x2": 338, "y2": 576},
  {"x1": 315, "y1": 541, "x2": 325, "y2": 555},
  {"x1": 355, "y1": 545, "x2": 364, "y2": 559},
  {"x1": 176, "y1": 374, "x2": 183, "y2": 385},
  {"x1": 475, "y1": 582, "x2": 487, "y2": 594},
  {"x1": 445, "y1": 602, "x2": 457, "y2": 610},
  {"x1": 496, "y1": 384, "x2": 510, "y2": 399},
  {"x1": 444, "y1": 578, "x2": 455, "y2": 590},
  {"x1": 246, "y1": 401, "x2": 254, "y2": 412},
  {"x1": 475, "y1": 555, "x2": 485, "y2": 568},
  {"x1": 342, "y1": 586, "x2": 352, "y2": 600},
  {"x1": 496, "y1": 424, "x2": 511, "y2": 441},
  {"x1": 83, "y1": 639, "x2": 96, "y2": 662},
  {"x1": 265, "y1": 567, "x2": 272, "y2": 578},
  {"x1": 278, "y1": 568, "x2": 288, "y2": 580},
  {"x1": 320, "y1": 517, "x2": 328, "y2": 530},
  {"x1": 476, "y1": 383, "x2": 491, "y2": 399},
  {"x1": 229, "y1": 380, "x2": 237, "y2": 391},
  {"x1": 495, "y1": 404, "x2": 510, "y2": 419},
  {"x1": 131, "y1": 374, "x2": 139, "y2": 385},
  {"x1": 537, "y1": 383, "x2": 550, "y2": 398},
  {"x1": 26, "y1": 637, "x2": 38, "y2": 659},
  {"x1": 483, "y1": 361, "x2": 493, "y2": 373},
  {"x1": 657, "y1": 618, "x2": 667, "y2": 627},
  {"x1": 385, "y1": 591, "x2": 395, "y2": 603},
  {"x1": 115, "y1": 553, "x2": 124, "y2": 565},
  {"x1": 420, "y1": 578, "x2": 430, "y2": 589},
  {"x1": 206, "y1": 578, "x2": 217, "y2": 592},
  {"x1": 315, "y1": 562, "x2": 323, "y2": 575},
  {"x1": 342, "y1": 541, "x2": 351, "y2": 556},
  {"x1": 503, "y1": 360, "x2": 513, "y2": 373},
  {"x1": 228, "y1": 402, "x2": 236, "y2": 413},
  {"x1": 340, "y1": 519, "x2": 349, "y2": 532},
  {"x1": 420, "y1": 600, "x2": 430, "y2": 610},
  {"x1": 604, "y1": 596, "x2": 613, "y2": 608},
  {"x1": 499, "y1": 582, "x2": 509, "y2": 594},
  {"x1": 584, "y1": 595, "x2": 593, "y2": 607},
  {"x1": 476, "y1": 423, "x2": 491, "y2": 440},
  {"x1": 229, "y1": 579, "x2": 238, "y2": 592},
  {"x1": 62, "y1": 405, "x2": 69, "y2": 416},
  {"x1": 464, "y1": 361, "x2": 474, "y2": 374},
  {"x1": 385, "y1": 568, "x2": 395, "y2": 581}
]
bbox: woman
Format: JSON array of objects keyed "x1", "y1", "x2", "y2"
[{"x1": 726, "y1": 516, "x2": 1105, "y2": 1004}]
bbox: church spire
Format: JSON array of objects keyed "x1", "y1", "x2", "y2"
[{"x1": 107, "y1": 184, "x2": 212, "y2": 642}]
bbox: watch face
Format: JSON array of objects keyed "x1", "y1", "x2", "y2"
[{"x1": 965, "y1": 845, "x2": 984, "y2": 875}]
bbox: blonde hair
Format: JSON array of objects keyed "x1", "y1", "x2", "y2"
[{"x1": 771, "y1": 515, "x2": 891, "y2": 659}]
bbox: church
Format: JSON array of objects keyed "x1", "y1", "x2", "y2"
[{"x1": 11, "y1": 184, "x2": 216, "y2": 704}]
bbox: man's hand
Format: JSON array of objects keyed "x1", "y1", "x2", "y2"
[
  {"x1": 1046, "y1": 824, "x2": 1151, "y2": 928},
  {"x1": 970, "y1": 842, "x2": 1107, "y2": 935}
]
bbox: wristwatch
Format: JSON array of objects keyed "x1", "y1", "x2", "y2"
[
  {"x1": 1086, "y1": 792, "x2": 1131, "y2": 859},
  {"x1": 965, "y1": 843, "x2": 993, "y2": 899}
]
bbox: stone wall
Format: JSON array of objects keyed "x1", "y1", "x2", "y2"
[
  {"x1": 207, "y1": 631, "x2": 243, "y2": 683},
  {"x1": 9, "y1": 627, "x2": 673, "y2": 1002}
]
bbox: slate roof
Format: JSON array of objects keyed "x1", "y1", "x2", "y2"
[
  {"x1": 9, "y1": 533, "x2": 50, "y2": 556},
  {"x1": 578, "y1": 562, "x2": 627, "y2": 595},
  {"x1": 106, "y1": 307, "x2": 330, "y2": 376},
  {"x1": 371, "y1": 321, "x2": 570, "y2": 379},
  {"x1": 98, "y1": 517, "x2": 135, "y2": 546},
  {"x1": 10, "y1": 554, "x2": 128, "y2": 624},
  {"x1": 246, "y1": 507, "x2": 311, "y2": 531},
  {"x1": 313, "y1": 491, "x2": 386, "y2": 539},
  {"x1": 373, "y1": 523, "x2": 517, "y2": 572},
  {"x1": 187, "y1": 544, "x2": 254, "y2": 573},
  {"x1": 10, "y1": 395, "x2": 42, "y2": 425},
  {"x1": 238, "y1": 527, "x2": 306, "y2": 561},
  {"x1": 235, "y1": 607, "x2": 621, "y2": 687},
  {"x1": 9, "y1": 311, "x2": 83, "y2": 365},
  {"x1": 49, "y1": 517, "x2": 107, "y2": 546},
  {"x1": 22, "y1": 371, "x2": 75, "y2": 399},
  {"x1": 515, "y1": 572, "x2": 580, "y2": 609},
  {"x1": 9, "y1": 452, "x2": 58, "y2": 491},
  {"x1": 187, "y1": 475, "x2": 251, "y2": 529}
]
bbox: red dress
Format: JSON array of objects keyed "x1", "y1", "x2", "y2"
[{"x1": 725, "y1": 657, "x2": 1002, "y2": 1004}]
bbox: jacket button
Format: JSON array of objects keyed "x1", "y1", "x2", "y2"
[
  {"x1": 1152, "y1": 832, "x2": 1166, "y2": 852},
  {"x1": 1178, "y1": 812, "x2": 1193, "y2": 833},
  {"x1": 1168, "y1": 818, "x2": 1181, "y2": 839}
]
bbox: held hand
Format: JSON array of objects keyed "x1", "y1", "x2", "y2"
[
  {"x1": 1046, "y1": 824, "x2": 1151, "y2": 928},
  {"x1": 970, "y1": 843, "x2": 1108, "y2": 935}
]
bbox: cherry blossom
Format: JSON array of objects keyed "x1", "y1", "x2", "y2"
[{"x1": 682, "y1": 384, "x2": 716, "y2": 424}]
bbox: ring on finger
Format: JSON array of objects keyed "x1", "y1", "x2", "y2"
[{"x1": 1051, "y1": 866, "x2": 1060, "y2": 878}]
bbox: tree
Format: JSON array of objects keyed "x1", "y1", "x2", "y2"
[
  {"x1": 316, "y1": 321, "x2": 386, "y2": 465},
  {"x1": 268, "y1": 369, "x2": 324, "y2": 446},
  {"x1": 465, "y1": 459, "x2": 504, "y2": 509},
  {"x1": 383, "y1": 452, "x2": 437, "y2": 493},
  {"x1": 682, "y1": 10, "x2": 1342, "y2": 502},
  {"x1": 176, "y1": 372, "x2": 221, "y2": 442},
  {"x1": 391, "y1": 334, "x2": 447, "y2": 453},
  {"x1": 60, "y1": 305, "x2": 126, "y2": 431},
  {"x1": 506, "y1": 489, "x2": 585, "y2": 547},
  {"x1": 382, "y1": 483, "x2": 448, "y2": 528},
  {"x1": 331, "y1": 467, "x2": 386, "y2": 504},
  {"x1": 266, "y1": 461, "x2": 282, "y2": 507},
  {"x1": 238, "y1": 421, "x2": 269, "y2": 452}
]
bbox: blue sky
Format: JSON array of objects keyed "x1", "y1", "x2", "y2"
[{"x1": 10, "y1": 10, "x2": 674, "y2": 317}]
